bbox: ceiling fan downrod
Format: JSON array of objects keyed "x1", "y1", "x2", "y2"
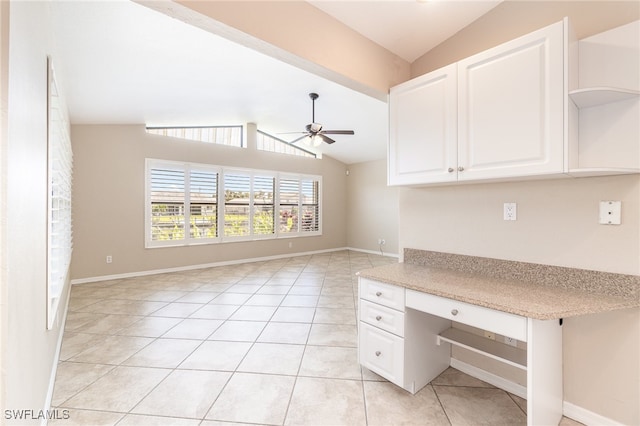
[{"x1": 309, "y1": 92, "x2": 319, "y2": 124}]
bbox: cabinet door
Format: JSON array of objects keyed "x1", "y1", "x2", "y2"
[
  {"x1": 389, "y1": 64, "x2": 457, "y2": 185},
  {"x1": 457, "y1": 20, "x2": 566, "y2": 181},
  {"x1": 359, "y1": 322, "x2": 404, "y2": 386}
]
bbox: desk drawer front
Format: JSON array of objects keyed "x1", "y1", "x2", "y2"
[
  {"x1": 359, "y1": 278, "x2": 405, "y2": 311},
  {"x1": 360, "y1": 299, "x2": 405, "y2": 337},
  {"x1": 359, "y1": 322, "x2": 404, "y2": 385},
  {"x1": 405, "y1": 289, "x2": 527, "y2": 341}
]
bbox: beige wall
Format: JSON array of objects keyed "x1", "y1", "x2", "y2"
[
  {"x1": 71, "y1": 124, "x2": 348, "y2": 280},
  {"x1": 399, "y1": 176, "x2": 639, "y2": 274},
  {"x1": 411, "y1": 1, "x2": 640, "y2": 77},
  {"x1": 346, "y1": 160, "x2": 399, "y2": 256},
  {"x1": 2, "y1": 1, "x2": 71, "y2": 420}
]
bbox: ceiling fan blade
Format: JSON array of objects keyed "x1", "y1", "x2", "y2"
[
  {"x1": 321, "y1": 130, "x2": 355, "y2": 135},
  {"x1": 318, "y1": 134, "x2": 336, "y2": 144},
  {"x1": 289, "y1": 134, "x2": 311, "y2": 144},
  {"x1": 278, "y1": 131, "x2": 306, "y2": 135}
]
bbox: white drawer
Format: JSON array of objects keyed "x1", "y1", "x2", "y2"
[
  {"x1": 359, "y1": 321, "x2": 404, "y2": 386},
  {"x1": 360, "y1": 299, "x2": 405, "y2": 337},
  {"x1": 359, "y1": 278, "x2": 405, "y2": 311},
  {"x1": 405, "y1": 289, "x2": 527, "y2": 342}
]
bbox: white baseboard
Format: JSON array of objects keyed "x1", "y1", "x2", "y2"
[
  {"x1": 562, "y1": 401, "x2": 624, "y2": 426},
  {"x1": 71, "y1": 246, "x2": 397, "y2": 285},
  {"x1": 450, "y1": 359, "x2": 624, "y2": 426},
  {"x1": 346, "y1": 247, "x2": 399, "y2": 258},
  {"x1": 43, "y1": 282, "x2": 72, "y2": 425}
]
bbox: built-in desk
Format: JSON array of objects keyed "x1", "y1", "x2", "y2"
[{"x1": 356, "y1": 262, "x2": 639, "y2": 426}]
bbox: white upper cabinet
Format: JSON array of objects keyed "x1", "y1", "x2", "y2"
[
  {"x1": 388, "y1": 64, "x2": 457, "y2": 185},
  {"x1": 457, "y1": 21, "x2": 566, "y2": 181},
  {"x1": 388, "y1": 18, "x2": 639, "y2": 186}
]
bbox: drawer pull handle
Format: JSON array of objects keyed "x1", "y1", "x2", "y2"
[
  {"x1": 451, "y1": 309, "x2": 459, "y2": 316},
  {"x1": 375, "y1": 351, "x2": 381, "y2": 357},
  {"x1": 375, "y1": 291, "x2": 382, "y2": 297},
  {"x1": 448, "y1": 167, "x2": 454, "y2": 173},
  {"x1": 375, "y1": 315, "x2": 382, "y2": 321}
]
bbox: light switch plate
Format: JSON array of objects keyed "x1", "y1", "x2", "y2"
[
  {"x1": 503, "y1": 203, "x2": 517, "y2": 221},
  {"x1": 599, "y1": 201, "x2": 621, "y2": 225}
]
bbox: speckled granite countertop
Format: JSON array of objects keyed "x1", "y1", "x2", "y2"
[{"x1": 357, "y1": 255, "x2": 639, "y2": 320}]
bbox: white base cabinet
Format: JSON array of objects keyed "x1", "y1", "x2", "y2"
[
  {"x1": 358, "y1": 277, "x2": 564, "y2": 426},
  {"x1": 358, "y1": 279, "x2": 450, "y2": 394}
]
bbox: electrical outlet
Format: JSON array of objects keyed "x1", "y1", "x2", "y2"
[
  {"x1": 378, "y1": 238, "x2": 386, "y2": 245},
  {"x1": 483, "y1": 331, "x2": 495, "y2": 340},
  {"x1": 106, "y1": 255, "x2": 112, "y2": 264},
  {"x1": 288, "y1": 242, "x2": 293, "y2": 248},
  {"x1": 504, "y1": 336, "x2": 518, "y2": 347}
]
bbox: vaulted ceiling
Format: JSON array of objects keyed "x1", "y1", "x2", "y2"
[{"x1": 50, "y1": 1, "x2": 501, "y2": 164}]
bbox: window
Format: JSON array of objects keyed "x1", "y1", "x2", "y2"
[
  {"x1": 223, "y1": 172, "x2": 276, "y2": 238},
  {"x1": 189, "y1": 169, "x2": 218, "y2": 239},
  {"x1": 253, "y1": 175, "x2": 275, "y2": 236},
  {"x1": 147, "y1": 160, "x2": 219, "y2": 247},
  {"x1": 223, "y1": 172, "x2": 251, "y2": 237},
  {"x1": 145, "y1": 159, "x2": 320, "y2": 247},
  {"x1": 301, "y1": 178, "x2": 320, "y2": 232},
  {"x1": 278, "y1": 178, "x2": 300, "y2": 234},
  {"x1": 279, "y1": 177, "x2": 320, "y2": 235},
  {"x1": 146, "y1": 126, "x2": 243, "y2": 147},
  {"x1": 257, "y1": 130, "x2": 316, "y2": 158}
]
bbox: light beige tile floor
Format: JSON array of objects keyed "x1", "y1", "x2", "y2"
[{"x1": 52, "y1": 250, "x2": 583, "y2": 425}]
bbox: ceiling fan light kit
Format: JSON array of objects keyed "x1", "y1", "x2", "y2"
[
  {"x1": 307, "y1": 134, "x2": 324, "y2": 147},
  {"x1": 285, "y1": 92, "x2": 355, "y2": 146}
]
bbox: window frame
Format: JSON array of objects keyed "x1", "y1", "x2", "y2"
[{"x1": 145, "y1": 159, "x2": 322, "y2": 248}]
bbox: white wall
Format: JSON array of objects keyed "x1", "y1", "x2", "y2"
[{"x1": 1, "y1": 1, "x2": 70, "y2": 421}]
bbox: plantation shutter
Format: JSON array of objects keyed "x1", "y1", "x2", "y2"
[
  {"x1": 300, "y1": 179, "x2": 319, "y2": 232},
  {"x1": 189, "y1": 169, "x2": 218, "y2": 239},
  {"x1": 253, "y1": 175, "x2": 275, "y2": 236},
  {"x1": 278, "y1": 178, "x2": 300, "y2": 234},
  {"x1": 149, "y1": 167, "x2": 186, "y2": 242},
  {"x1": 224, "y1": 172, "x2": 251, "y2": 237}
]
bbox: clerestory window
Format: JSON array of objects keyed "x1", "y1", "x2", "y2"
[
  {"x1": 257, "y1": 130, "x2": 316, "y2": 158},
  {"x1": 146, "y1": 125, "x2": 243, "y2": 147}
]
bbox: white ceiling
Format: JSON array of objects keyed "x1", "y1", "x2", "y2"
[
  {"x1": 310, "y1": 1, "x2": 502, "y2": 63},
  {"x1": 50, "y1": 0, "x2": 500, "y2": 165}
]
